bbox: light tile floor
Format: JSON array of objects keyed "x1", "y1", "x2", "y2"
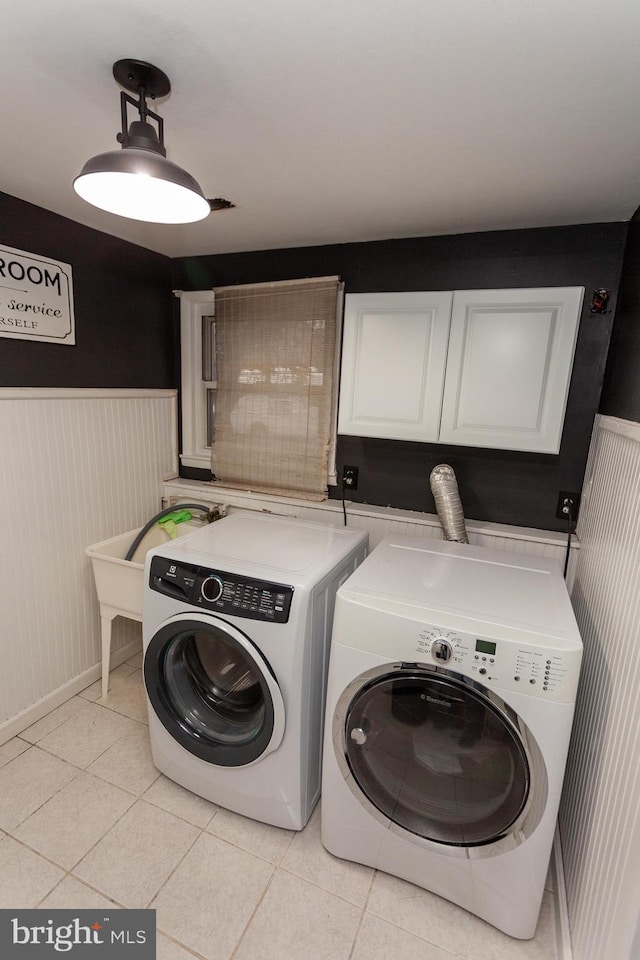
[{"x1": 0, "y1": 655, "x2": 559, "y2": 959}]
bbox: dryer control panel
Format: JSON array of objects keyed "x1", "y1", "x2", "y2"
[
  {"x1": 413, "y1": 623, "x2": 581, "y2": 703},
  {"x1": 149, "y1": 556, "x2": 294, "y2": 623}
]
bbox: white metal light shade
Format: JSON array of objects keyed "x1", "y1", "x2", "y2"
[{"x1": 73, "y1": 148, "x2": 211, "y2": 224}]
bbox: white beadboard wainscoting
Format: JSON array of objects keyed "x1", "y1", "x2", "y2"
[
  {"x1": 0, "y1": 388, "x2": 178, "y2": 743},
  {"x1": 559, "y1": 414, "x2": 640, "y2": 960},
  {"x1": 163, "y1": 477, "x2": 580, "y2": 586}
]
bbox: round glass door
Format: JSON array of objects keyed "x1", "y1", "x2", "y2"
[
  {"x1": 145, "y1": 615, "x2": 284, "y2": 766},
  {"x1": 342, "y1": 670, "x2": 532, "y2": 846}
]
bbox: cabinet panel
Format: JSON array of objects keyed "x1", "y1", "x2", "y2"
[
  {"x1": 338, "y1": 292, "x2": 453, "y2": 441},
  {"x1": 439, "y1": 288, "x2": 584, "y2": 453}
]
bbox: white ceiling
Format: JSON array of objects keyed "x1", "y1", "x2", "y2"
[{"x1": 3, "y1": 0, "x2": 640, "y2": 258}]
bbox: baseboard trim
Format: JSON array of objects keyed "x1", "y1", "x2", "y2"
[
  {"x1": 554, "y1": 828, "x2": 573, "y2": 960},
  {"x1": 0, "y1": 639, "x2": 142, "y2": 745}
]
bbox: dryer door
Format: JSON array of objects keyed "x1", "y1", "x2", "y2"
[
  {"x1": 145, "y1": 613, "x2": 285, "y2": 766},
  {"x1": 336, "y1": 666, "x2": 547, "y2": 850}
]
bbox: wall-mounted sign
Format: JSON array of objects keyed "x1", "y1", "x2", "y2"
[{"x1": 0, "y1": 244, "x2": 75, "y2": 345}]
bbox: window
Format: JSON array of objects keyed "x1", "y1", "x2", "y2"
[
  {"x1": 179, "y1": 290, "x2": 218, "y2": 471},
  {"x1": 178, "y1": 277, "x2": 343, "y2": 499}
]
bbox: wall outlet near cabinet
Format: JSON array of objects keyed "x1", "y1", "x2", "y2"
[
  {"x1": 556, "y1": 491, "x2": 579, "y2": 520},
  {"x1": 342, "y1": 465, "x2": 359, "y2": 491}
]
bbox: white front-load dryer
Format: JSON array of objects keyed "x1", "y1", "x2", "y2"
[
  {"x1": 321, "y1": 535, "x2": 582, "y2": 939},
  {"x1": 143, "y1": 512, "x2": 367, "y2": 830}
]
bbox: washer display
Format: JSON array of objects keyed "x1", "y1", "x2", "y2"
[
  {"x1": 143, "y1": 512, "x2": 367, "y2": 830},
  {"x1": 321, "y1": 535, "x2": 582, "y2": 938}
]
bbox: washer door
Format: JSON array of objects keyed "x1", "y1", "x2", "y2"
[
  {"x1": 335, "y1": 665, "x2": 547, "y2": 851},
  {"x1": 145, "y1": 613, "x2": 285, "y2": 766}
]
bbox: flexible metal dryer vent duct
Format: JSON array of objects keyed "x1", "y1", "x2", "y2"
[{"x1": 429, "y1": 464, "x2": 469, "y2": 543}]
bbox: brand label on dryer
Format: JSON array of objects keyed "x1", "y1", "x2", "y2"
[{"x1": 423, "y1": 694, "x2": 451, "y2": 707}]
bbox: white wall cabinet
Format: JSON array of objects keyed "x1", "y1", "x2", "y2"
[
  {"x1": 337, "y1": 292, "x2": 453, "y2": 442},
  {"x1": 338, "y1": 287, "x2": 584, "y2": 454}
]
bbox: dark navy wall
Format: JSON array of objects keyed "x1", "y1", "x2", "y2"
[
  {"x1": 0, "y1": 192, "x2": 175, "y2": 388},
  {"x1": 1, "y1": 192, "x2": 625, "y2": 532},
  {"x1": 600, "y1": 208, "x2": 640, "y2": 423},
  {"x1": 174, "y1": 223, "x2": 627, "y2": 531}
]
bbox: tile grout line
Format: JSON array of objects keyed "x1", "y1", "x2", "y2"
[
  {"x1": 275, "y1": 862, "x2": 372, "y2": 911},
  {"x1": 157, "y1": 930, "x2": 206, "y2": 960},
  {"x1": 26, "y1": 673, "x2": 215, "y2": 923},
  {"x1": 28, "y1": 781, "x2": 141, "y2": 901},
  {"x1": 35, "y1": 871, "x2": 127, "y2": 911},
  {"x1": 11, "y1": 773, "x2": 161, "y2": 907},
  {"x1": 346, "y1": 903, "x2": 368, "y2": 960},
  {"x1": 227, "y1": 864, "x2": 279, "y2": 960},
  {"x1": 152, "y1": 820, "x2": 311, "y2": 958},
  {"x1": 146, "y1": 816, "x2": 205, "y2": 902},
  {"x1": 149, "y1": 820, "x2": 299, "y2": 956},
  {"x1": 71, "y1": 796, "x2": 201, "y2": 909},
  {"x1": 346, "y1": 865, "x2": 377, "y2": 960},
  {"x1": 100, "y1": 670, "x2": 300, "y2": 902},
  {"x1": 0, "y1": 745, "x2": 85, "y2": 833}
]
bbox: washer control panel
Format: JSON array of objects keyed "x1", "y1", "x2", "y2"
[
  {"x1": 149, "y1": 556, "x2": 294, "y2": 623},
  {"x1": 413, "y1": 623, "x2": 581, "y2": 703}
]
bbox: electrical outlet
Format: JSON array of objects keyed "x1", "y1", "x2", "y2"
[
  {"x1": 342, "y1": 465, "x2": 359, "y2": 491},
  {"x1": 556, "y1": 491, "x2": 579, "y2": 520}
]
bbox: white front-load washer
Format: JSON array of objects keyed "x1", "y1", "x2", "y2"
[
  {"x1": 321, "y1": 535, "x2": 582, "y2": 939},
  {"x1": 143, "y1": 512, "x2": 367, "y2": 830}
]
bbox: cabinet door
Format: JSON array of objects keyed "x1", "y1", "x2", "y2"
[
  {"x1": 439, "y1": 287, "x2": 584, "y2": 453},
  {"x1": 337, "y1": 292, "x2": 453, "y2": 441}
]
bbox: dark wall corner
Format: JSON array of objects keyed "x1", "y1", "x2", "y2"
[
  {"x1": 0, "y1": 191, "x2": 175, "y2": 389},
  {"x1": 600, "y1": 206, "x2": 640, "y2": 424}
]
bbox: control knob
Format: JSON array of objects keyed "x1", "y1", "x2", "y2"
[
  {"x1": 431, "y1": 638, "x2": 453, "y2": 663},
  {"x1": 201, "y1": 575, "x2": 224, "y2": 603}
]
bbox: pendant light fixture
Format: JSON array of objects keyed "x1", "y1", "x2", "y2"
[{"x1": 73, "y1": 59, "x2": 211, "y2": 224}]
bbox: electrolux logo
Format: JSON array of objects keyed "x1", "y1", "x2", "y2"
[
  {"x1": 0, "y1": 909, "x2": 155, "y2": 958},
  {"x1": 424, "y1": 694, "x2": 451, "y2": 707}
]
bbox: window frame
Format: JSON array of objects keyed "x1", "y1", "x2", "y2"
[
  {"x1": 178, "y1": 289, "x2": 216, "y2": 471},
  {"x1": 177, "y1": 284, "x2": 342, "y2": 487}
]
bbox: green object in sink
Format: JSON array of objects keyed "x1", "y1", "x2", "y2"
[{"x1": 157, "y1": 509, "x2": 193, "y2": 539}]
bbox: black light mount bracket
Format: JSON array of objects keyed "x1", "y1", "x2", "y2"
[
  {"x1": 112, "y1": 59, "x2": 170, "y2": 155},
  {"x1": 113, "y1": 59, "x2": 170, "y2": 99}
]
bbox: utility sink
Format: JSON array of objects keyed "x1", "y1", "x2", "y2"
[
  {"x1": 86, "y1": 521, "x2": 202, "y2": 620},
  {"x1": 86, "y1": 520, "x2": 203, "y2": 699}
]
